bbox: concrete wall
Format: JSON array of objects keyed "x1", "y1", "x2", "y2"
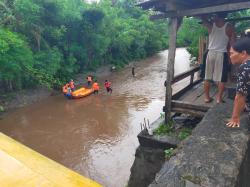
[
  {"x1": 149, "y1": 100, "x2": 250, "y2": 187},
  {"x1": 128, "y1": 99, "x2": 250, "y2": 187},
  {"x1": 128, "y1": 146, "x2": 165, "y2": 187}
]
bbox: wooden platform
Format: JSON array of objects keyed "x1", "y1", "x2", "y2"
[
  {"x1": 171, "y1": 81, "x2": 234, "y2": 117},
  {"x1": 178, "y1": 81, "x2": 219, "y2": 106},
  {"x1": 0, "y1": 133, "x2": 102, "y2": 187}
]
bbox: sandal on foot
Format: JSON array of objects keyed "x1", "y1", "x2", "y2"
[
  {"x1": 216, "y1": 99, "x2": 225, "y2": 104},
  {"x1": 204, "y1": 98, "x2": 213, "y2": 103}
]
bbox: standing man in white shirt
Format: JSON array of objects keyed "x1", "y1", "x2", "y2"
[{"x1": 201, "y1": 12, "x2": 235, "y2": 104}]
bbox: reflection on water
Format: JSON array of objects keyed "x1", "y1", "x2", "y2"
[{"x1": 0, "y1": 48, "x2": 191, "y2": 187}]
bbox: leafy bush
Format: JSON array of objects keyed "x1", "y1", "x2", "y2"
[
  {"x1": 164, "y1": 148, "x2": 174, "y2": 159},
  {"x1": 178, "y1": 127, "x2": 192, "y2": 140},
  {"x1": 154, "y1": 121, "x2": 174, "y2": 135},
  {"x1": 177, "y1": 17, "x2": 207, "y2": 59}
]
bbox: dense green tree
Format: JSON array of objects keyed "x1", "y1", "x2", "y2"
[
  {"x1": 0, "y1": 0, "x2": 168, "y2": 92},
  {"x1": 177, "y1": 17, "x2": 207, "y2": 59},
  {"x1": 229, "y1": 10, "x2": 250, "y2": 34},
  {"x1": 0, "y1": 28, "x2": 33, "y2": 91}
]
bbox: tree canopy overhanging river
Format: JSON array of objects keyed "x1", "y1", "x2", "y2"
[{"x1": 0, "y1": 48, "x2": 192, "y2": 187}]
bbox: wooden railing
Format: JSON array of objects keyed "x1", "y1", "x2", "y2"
[
  {"x1": 163, "y1": 65, "x2": 203, "y2": 117},
  {"x1": 171, "y1": 65, "x2": 202, "y2": 100},
  {"x1": 172, "y1": 65, "x2": 200, "y2": 84}
]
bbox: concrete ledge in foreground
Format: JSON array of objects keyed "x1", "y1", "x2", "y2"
[{"x1": 149, "y1": 99, "x2": 250, "y2": 187}]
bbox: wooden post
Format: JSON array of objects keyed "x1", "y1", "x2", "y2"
[
  {"x1": 190, "y1": 73, "x2": 194, "y2": 85},
  {"x1": 165, "y1": 17, "x2": 178, "y2": 124},
  {"x1": 198, "y1": 36, "x2": 201, "y2": 64}
]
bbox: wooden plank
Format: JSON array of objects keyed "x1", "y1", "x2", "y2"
[
  {"x1": 198, "y1": 16, "x2": 250, "y2": 24},
  {"x1": 137, "y1": 0, "x2": 166, "y2": 10},
  {"x1": 151, "y1": 2, "x2": 250, "y2": 18},
  {"x1": 173, "y1": 0, "x2": 196, "y2": 8},
  {"x1": 171, "y1": 100, "x2": 210, "y2": 112},
  {"x1": 172, "y1": 66, "x2": 200, "y2": 84},
  {"x1": 172, "y1": 79, "x2": 202, "y2": 100},
  {"x1": 176, "y1": 81, "x2": 218, "y2": 108},
  {"x1": 171, "y1": 107, "x2": 205, "y2": 117},
  {"x1": 165, "y1": 17, "x2": 178, "y2": 123},
  {"x1": 191, "y1": 83, "x2": 218, "y2": 106},
  {"x1": 173, "y1": 2, "x2": 250, "y2": 17},
  {"x1": 178, "y1": 82, "x2": 204, "y2": 102}
]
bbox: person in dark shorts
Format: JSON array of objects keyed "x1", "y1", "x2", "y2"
[
  {"x1": 104, "y1": 80, "x2": 112, "y2": 94},
  {"x1": 200, "y1": 12, "x2": 235, "y2": 103},
  {"x1": 226, "y1": 37, "x2": 250, "y2": 128},
  {"x1": 132, "y1": 66, "x2": 135, "y2": 77}
]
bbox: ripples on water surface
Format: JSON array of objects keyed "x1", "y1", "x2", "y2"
[{"x1": 0, "y1": 48, "x2": 191, "y2": 187}]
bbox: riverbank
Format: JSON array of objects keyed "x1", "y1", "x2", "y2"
[
  {"x1": 0, "y1": 47, "x2": 191, "y2": 117},
  {"x1": 0, "y1": 64, "x2": 124, "y2": 117},
  {"x1": 0, "y1": 87, "x2": 52, "y2": 117}
]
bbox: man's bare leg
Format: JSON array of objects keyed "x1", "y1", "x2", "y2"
[
  {"x1": 204, "y1": 80, "x2": 212, "y2": 103},
  {"x1": 217, "y1": 82, "x2": 225, "y2": 103}
]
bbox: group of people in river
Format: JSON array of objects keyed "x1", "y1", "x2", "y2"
[
  {"x1": 85, "y1": 75, "x2": 112, "y2": 95},
  {"x1": 200, "y1": 12, "x2": 250, "y2": 128},
  {"x1": 62, "y1": 74, "x2": 113, "y2": 98}
]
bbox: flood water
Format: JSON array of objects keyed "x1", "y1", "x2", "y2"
[{"x1": 0, "y1": 48, "x2": 191, "y2": 187}]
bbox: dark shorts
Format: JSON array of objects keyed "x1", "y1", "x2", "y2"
[
  {"x1": 65, "y1": 93, "x2": 72, "y2": 99},
  {"x1": 106, "y1": 87, "x2": 112, "y2": 92}
]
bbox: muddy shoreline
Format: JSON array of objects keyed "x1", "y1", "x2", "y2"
[{"x1": 0, "y1": 87, "x2": 52, "y2": 117}]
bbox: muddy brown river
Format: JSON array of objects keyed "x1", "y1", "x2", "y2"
[{"x1": 0, "y1": 48, "x2": 191, "y2": 187}]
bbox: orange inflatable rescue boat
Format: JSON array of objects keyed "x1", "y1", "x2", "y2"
[
  {"x1": 62, "y1": 84, "x2": 93, "y2": 99},
  {"x1": 71, "y1": 87, "x2": 94, "y2": 99}
]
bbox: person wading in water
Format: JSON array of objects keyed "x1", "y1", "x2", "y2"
[
  {"x1": 86, "y1": 75, "x2": 93, "y2": 87},
  {"x1": 104, "y1": 80, "x2": 112, "y2": 94},
  {"x1": 92, "y1": 80, "x2": 100, "y2": 95},
  {"x1": 132, "y1": 66, "x2": 135, "y2": 77}
]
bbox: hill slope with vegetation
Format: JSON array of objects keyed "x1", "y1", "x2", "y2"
[
  {"x1": 0, "y1": 0, "x2": 169, "y2": 92},
  {"x1": 1, "y1": 0, "x2": 249, "y2": 94}
]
